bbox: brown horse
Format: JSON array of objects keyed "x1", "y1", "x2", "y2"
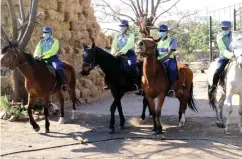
[
  {"x1": 135, "y1": 38, "x2": 197, "y2": 134},
  {"x1": 1, "y1": 45, "x2": 81, "y2": 133}
]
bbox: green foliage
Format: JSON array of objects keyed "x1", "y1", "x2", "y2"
[
  {"x1": 0, "y1": 95, "x2": 10, "y2": 110},
  {"x1": 0, "y1": 95, "x2": 26, "y2": 118}
]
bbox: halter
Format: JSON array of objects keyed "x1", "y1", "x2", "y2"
[{"x1": 83, "y1": 47, "x2": 97, "y2": 69}]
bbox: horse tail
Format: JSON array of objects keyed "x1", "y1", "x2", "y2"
[
  {"x1": 187, "y1": 83, "x2": 198, "y2": 112},
  {"x1": 68, "y1": 65, "x2": 82, "y2": 107},
  {"x1": 207, "y1": 83, "x2": 216, "y2": 110}
]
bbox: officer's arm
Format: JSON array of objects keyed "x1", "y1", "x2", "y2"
[
  {"x1": 120, "y1": 34, "x2": 135, "y2": 54},
  {"x1": 43, "y1": 39, "x2": 60, "y2": 59},
  {"x1": 34, "y1": 41, "x2": 42, "y2": 57},
  {"x1": 167, "y1": 39, "x2": 177, "y2": 56},
  {"x1": 217, "y1": 35, "x2": 233, "y2": 59},
  {"x1": 111, "y1": 36, "x2": 118, "y2": 55}
]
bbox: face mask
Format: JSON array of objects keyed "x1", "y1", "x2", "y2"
[
  {"x1": 43, "y1": 33, "x2": 51, "y2": 40},
  {"x1": 120, "y1": 27, "x2": 126, "y2": 33},
  {"x1": 159, "y1": 32, "x2": 167, "y2": 38},
  {"x1": 223, "y1": 30, "x2": 231, "y2": 35}
]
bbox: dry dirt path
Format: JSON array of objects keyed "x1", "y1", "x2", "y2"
[{"x1": 1, "y1": 71, "x2": 242, "y2": 159}]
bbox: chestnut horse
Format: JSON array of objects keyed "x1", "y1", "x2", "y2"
[
  {"x1": 135, "y1": 38, "x2": 197, "y2": 134},
  {"x1": 1, "y1": 45, "x2": 81, "y2": 133}
]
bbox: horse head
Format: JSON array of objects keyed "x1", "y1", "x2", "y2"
[
  {"x1": 135, "y1": 37, "x2": 157, "y2": 59},
  {"x1": 231, "y1": 33, "x2": 242, "y2": 68},
  {"x1": 81, "y1": 42, "x2": 96, "y2": 76},
  {"x1": 0, "y1": 42, "x2": 23, "y2": 70}
]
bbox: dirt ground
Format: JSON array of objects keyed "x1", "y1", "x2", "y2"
[{"x1": 1, "y1": 69, "x2": 242, "y2": 159}]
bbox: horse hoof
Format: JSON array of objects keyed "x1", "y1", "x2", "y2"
[
  {"x1": 152, "y1": 128, "x2": 157, "y2": 135},
  {"x1": 34, "y1": 125, "x2": 40, "y2": 132},
  {"x1": 71, "y1": 115, "x2": 76, "y2": 120},
  {"x1": 225, "y1": 130, "x2": 231, "y2": 135},
  {"x1": 216, "y1": 122, "x2": 225, "y2": 128},
  {"x1": 109, "y1": 128, "x2": 115, "y2": 134},
  {"x1": 149, "y1": 115, "x2": 153, "y2": 119},
  {"x1": 58, "y1": 117, "x2": 65, "y2": 124},
  {"x1": 156, "y1": 129, "x2": 163, "y2": 135},
  {"x1": 178, "y1": 122, "x2": 185, "y2": 128},
  {"x1": 45, "y1": 129, "x2": 50, "y2": 133},
  {"x1": 119, "y1": 125, "x2": 124, "y2": 130}
]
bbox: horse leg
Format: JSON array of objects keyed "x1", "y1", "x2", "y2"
[
  {"x1": 117, "y1": 97, "x2": 125, "y2": 130},
  {"x1": 217, "y1": 92, "x2": 226, "y2": 128},
  {"x1": 42, "y1": 96, "x2": 50, "y2": 133},
  {"x1": 225, "y1": 93, "x2": 233, "y2": 134},
  {"x1": 208, "y1": 85, "x2": 221, "y2": 126},
  {"x1": 57, "y1": 92, "x2": 65, "y2": 124},
  {"x1": 178, "y1": 96, "x2": 187, "y2": 128},
  {"x1": 156, "y1": 95, "x2": 165, "y2": 134},
  {"x1": 109, "y1": 100, "x2": 117, "y2": 134},
  {"x1": 70, "y1": 90, "x2": 77, "y2": 120},
  {"x1": 27, "y1": 94, "x2": 39, "y2": 132},
  {"x1": 239, "y1": 95, "x2": 242, "y2": 134},
  {"x1": 140, "y1": 96, "x2": 148, "y2": 120},
  {"x1": 146, "y1": 97, "x2": 157, "y2": 134}
]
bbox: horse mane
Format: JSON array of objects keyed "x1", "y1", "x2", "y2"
[{"x1": 23, "y1": 53, "x2": 49, "y2": 68}]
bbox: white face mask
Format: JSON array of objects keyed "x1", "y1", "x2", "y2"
[
  {"x1": 120, "y1": 27, "x2": 127, "y2": 33},
  {"x1": 159, "y1": 32, "x2": 167, "y2": 38}
]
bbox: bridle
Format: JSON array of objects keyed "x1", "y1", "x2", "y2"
[
  {"x1": 83, "y1": 47, "x2": 97, "y2": 69},
  {"x1": 136, "y1": 39, "x2": 157, "y2": 61}
]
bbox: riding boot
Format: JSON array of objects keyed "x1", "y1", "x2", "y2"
[
  {"x1": 167, "y1": 81, "x2": 176, "y2": 97},
  {"x1": 209, "y1": 72, "x2": 220, "y2": 93},
  {"x1": 56, "y1": 69, "x2": 70, "y2": 91}
]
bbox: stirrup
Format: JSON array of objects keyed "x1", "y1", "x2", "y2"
[
  {"x1": 135, "y1": 89, "x2": 144, "y2": 96},
  {"x1": 61, "y1": 84, "x2": 70, "y2": 92},
  {"x1": 168, "y1": 90, "x2": 176, "y2": 97}
]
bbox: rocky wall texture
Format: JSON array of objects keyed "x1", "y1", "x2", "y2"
[{"x1": 1, "y1": 0, "x2": 111, "y2": 101}]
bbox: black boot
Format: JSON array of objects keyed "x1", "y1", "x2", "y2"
[
  {"x1": 209, "y1": 72, "x2": 220, "y2": 94},
  {"x1": 56, "y1": 69, "x2": 70, "y2": 92}
]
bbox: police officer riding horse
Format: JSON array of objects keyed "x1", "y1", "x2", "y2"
[
  {"x1": 103, "y1": 20, "x2": 138, "y2": 92},
  {"x1": 34, "y1": 27, "x2": 69, "y2": 91}
]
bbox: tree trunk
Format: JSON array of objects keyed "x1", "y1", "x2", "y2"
[{"x1": 11, "y1": 69, "x2": 28, "y2": 104}]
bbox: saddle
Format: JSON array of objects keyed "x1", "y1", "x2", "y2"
[
  {"x1": 160, "y1": 59, "x2": 179, "y2": 81},
  {"x1": 46, "y1": 64, "x2": 56, "y2": 78},
  {"x1": 35, "y1": 59, "x2": 57, "y2": 78}
]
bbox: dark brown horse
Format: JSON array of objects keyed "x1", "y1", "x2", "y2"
[
  {"x1": 1, "y1": 45, "x2": 81, "y2": 133},
  {"x1": 135, "y1": 38, "x2": 197, "y2": 134}
]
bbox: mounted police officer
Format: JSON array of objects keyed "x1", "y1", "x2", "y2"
[
  {"x1": 103, "y1": 20, "x2": 138, "y2": 91},
  {"x1": 209, "y1": 21, "x2": 233, "y2": 93},
  {"x1": 157, "y1": 24, "x2": 178, "y2": 97},
  {"x1": 34, "y1": 26, "x2": 69, "y2": 91}
]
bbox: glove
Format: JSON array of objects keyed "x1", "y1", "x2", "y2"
[
  {"x1": 34, "y1": 55, "x2": 45, "y2": 60},
  {"x1": 116, "y1": 52, "x2": 122, "y2": 57}
]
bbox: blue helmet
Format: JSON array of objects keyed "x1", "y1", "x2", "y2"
[
  {"x1": 220, "y1": 21, "x2": 231, "y2": 28},
  {"x1": 119, "y1": 20, "x2": 129, "y2": 26},
  {"x1": 159, "y1": 24, "x2": 168, "y2": 31},
  {"x1": 43, "y1": 27, "x2": 52, "y2": 33}
]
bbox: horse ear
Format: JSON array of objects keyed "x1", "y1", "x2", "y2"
[
  {"x1": 92, "y1": 42, "x2": 95, "y2": 48},
  {"x1": 90, "y1": 36, "x2": 95, "y2": 48}
]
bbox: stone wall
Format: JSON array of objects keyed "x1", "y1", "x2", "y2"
[{"x1": 1, "y1": 0, "x2": 111, "y2": 100}]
